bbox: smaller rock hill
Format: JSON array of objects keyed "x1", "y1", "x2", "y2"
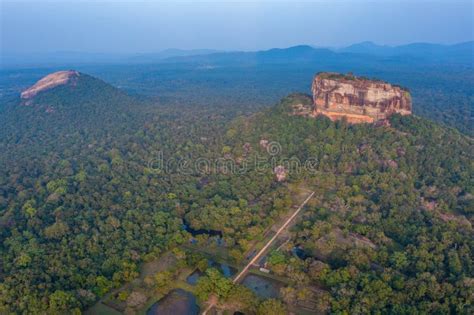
[
  {"x1": 21, "y1": 70, "x2": 80, "y2": 100},
  {"x1": 17, "y1": 70, "x2": 136, "y2": 115},
  {"x1": 1, "y1": 71, "x2": 143, "y2": 154}
]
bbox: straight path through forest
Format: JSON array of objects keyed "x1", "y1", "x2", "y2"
[{"x1": 202, "y1": 190, "x2": 315, "y2": 315}]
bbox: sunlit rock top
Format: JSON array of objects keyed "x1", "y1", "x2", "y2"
[{"x1": 21, "y1": 70, "x2": 80, "y2": 99}]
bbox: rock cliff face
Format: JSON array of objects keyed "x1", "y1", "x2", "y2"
[
  {"x1": 21, "y1": 70, "x2": 80, "y2": 100},
  {"x1": 311, "y1": 72, "x2": 412, "y2": 123}
]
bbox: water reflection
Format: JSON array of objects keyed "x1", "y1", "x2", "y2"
[
  {"x1": 242, "y1": 274, "x2": 283, "y2": 299},
  {"x1": 147, "y1": 289, "x2": 199, "y2": 315}
]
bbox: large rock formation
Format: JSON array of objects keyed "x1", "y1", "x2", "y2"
[
  {"x1": 21, "y1": 70, "x2": 80, "y2": 99},
  {"x1": 311, "y1": 72, "x2": 412, "y2": 123}
]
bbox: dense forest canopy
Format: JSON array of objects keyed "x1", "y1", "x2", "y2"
[
  {"x1": 222, "y1": 94, "x2": 473, "y2": 313},
  {"x1": 0, "y1": 63, "x2": 472, "y2": 314}
]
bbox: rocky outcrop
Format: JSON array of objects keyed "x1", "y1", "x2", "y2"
[
  {"x1": 311, "y1": 72, "x2": 412, "y2": 123},
  {"x1": 21, "y1": 70, "x2": 80, "y2": 99},
  {"x1": 274, "y1": 165, "x2": 287, "y2": 182}
]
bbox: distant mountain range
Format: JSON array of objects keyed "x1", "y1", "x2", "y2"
[
  {"x1": 162, "y1": 41, "x2": 473, "y2": 66},
  {"x1": 338, "y1": 41, "x2": 473, "y2": 59},
  {"x1": 0, "y1": 49, "x2": 221, "y2": 68},
  {"x1": 2, "y1": 41, "x2": 472, "y2": 69},
  {"x1": 128, "y1": 48, "x2": 221, "y2": 63},
  {"x1": 161, "y1": 45, "x2": 340, "y2": 65}
]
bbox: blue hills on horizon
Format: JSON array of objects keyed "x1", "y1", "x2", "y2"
[
  {"x1": 161, "y1": 41, "x2": 473, "y2": 65},
  {"x1": 2, "y1": 41, "x2": 472, "y2": 68},
  {"x1": 338, "y1": 40, "x2": 473, "y2": 56}
]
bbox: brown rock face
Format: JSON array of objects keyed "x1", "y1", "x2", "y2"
[
  {"x1": 311, "y1": 72, "x2": 412, "y2": 123},
  {"x1": 21, "y1": 70, "x2": 80, "y2": 99}
]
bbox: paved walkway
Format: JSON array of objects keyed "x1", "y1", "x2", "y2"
[{"x1": 202, "y1": 190, "x2": 315, "y2": 314}]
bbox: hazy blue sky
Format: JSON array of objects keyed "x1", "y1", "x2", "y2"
[{"x1": 1, "y1": 0, "x2": 473, "y2": 53}]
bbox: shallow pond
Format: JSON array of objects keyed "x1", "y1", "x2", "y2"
[
  {"x1": 241, "y1": 274, "x2": 283, "y2": 299},
  {"x1": 146, "y1": 289, "x2": 199, "y2": 315},
  {"x1": 209, "y1": 260, "x2": 237, "y2": 278},
  {"x1": 182, "y1": 223, "x2": 222, "y2": 237},
  {"x1": 186, "y1": 260, "x2": 237, "y2": 285},
  {"x1": 292, "y1": 246, "x2": 310, "y2": 260},
  {"x1": 186, "y1": 270, "x2": 203, "y2": 285}
]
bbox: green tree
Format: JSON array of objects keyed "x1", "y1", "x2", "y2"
[
  {"x1": 257, "y1": 299, "x2": 286, "y2": 315},
  {"x1": 49, "y1": 290, "x2": 76, "y2": 312}
]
